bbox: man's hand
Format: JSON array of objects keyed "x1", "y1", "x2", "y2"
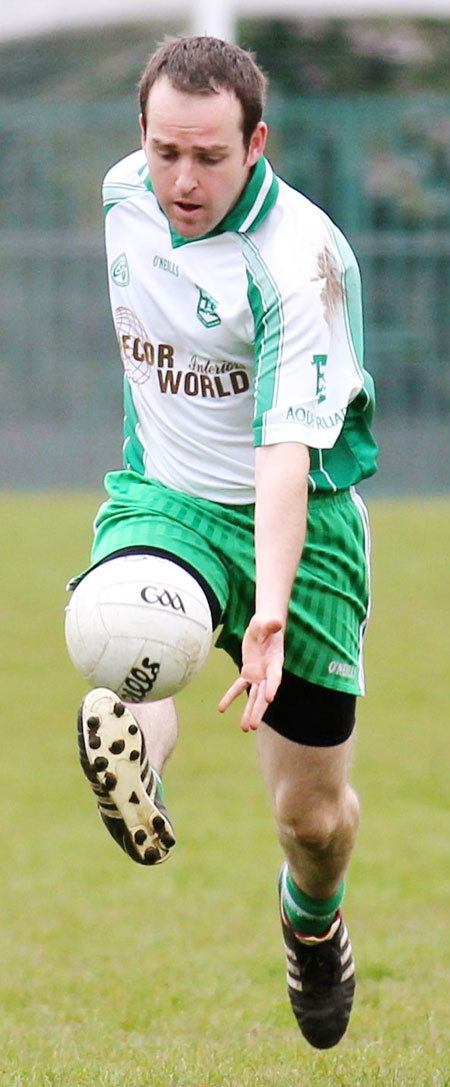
[
  {"x1": 219, "y1": 443, "x2": 308, "y2": 733},
  {"x1": 218, "y1": 614, "x2": 284, "y2": 732}
]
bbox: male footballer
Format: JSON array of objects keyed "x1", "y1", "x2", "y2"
[{"x1": 66, "y1": 35, "x2": 378, "y2": 1049}]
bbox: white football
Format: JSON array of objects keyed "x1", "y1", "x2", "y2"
[{"x1": 65, "y1": 554, "x2": 213, "y2": 701}]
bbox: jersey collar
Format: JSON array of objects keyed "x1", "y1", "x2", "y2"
[{"x1": 142, "y1": 155, "x2": 279, "y2": 248}]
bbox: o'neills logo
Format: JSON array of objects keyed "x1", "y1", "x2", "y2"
[{"x1": 328, "y1": 661, "x2": 357, "y2": 679}]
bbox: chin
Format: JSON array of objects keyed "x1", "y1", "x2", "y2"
[{"x1": 174, "y1": 221, "x2": 208, "y2": 240}]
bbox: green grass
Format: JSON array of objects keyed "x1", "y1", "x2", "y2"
[{"x1": 0, "y1": 492, "x2": 449, "y2": 1086}]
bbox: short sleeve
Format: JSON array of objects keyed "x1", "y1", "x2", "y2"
[{"x1": 241, "y1": 224, "x2": 365, "y2": 450}]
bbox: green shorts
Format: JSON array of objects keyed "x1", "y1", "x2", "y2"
[{"x1": 88, "y1": 470, "x2": 371, "y2": 696}]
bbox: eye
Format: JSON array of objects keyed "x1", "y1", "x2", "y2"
[
  {"x1": 157, "y1": 147, "x2": 178, "y2": 162},
  {"x1": 198, "y1": 154, "x2": 224, "y2": 166}
]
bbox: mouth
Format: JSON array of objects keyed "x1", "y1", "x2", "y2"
[{"x1": 175, "y1": 201, "x2": 202, "y2": 214}]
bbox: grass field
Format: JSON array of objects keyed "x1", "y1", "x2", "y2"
[{"x1": 1, "y1": 492, "x2": 449, "y2": 1087}]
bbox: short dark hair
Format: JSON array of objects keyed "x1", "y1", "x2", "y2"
[{"x1": 138, "y1": 35, "x2": 267, "y2": 149}]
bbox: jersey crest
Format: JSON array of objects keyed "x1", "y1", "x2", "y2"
[{"x1": 196, "y1": 287, "x2": 221, "y2": 328}]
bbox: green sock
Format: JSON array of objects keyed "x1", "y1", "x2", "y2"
[
  {"x1": 152, "y1": 768, "x2": 164, "y2": 797},
  {"x1": 282, "y1": 863, "x2": 345, "y2": 937}
]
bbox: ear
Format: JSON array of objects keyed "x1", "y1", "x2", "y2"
[
  {"x1": 246, "y1": 121, "x2": 268, "y2": 167},
  {"x1": 139, "y1": 113, "x2": 146, "y2": 147}
]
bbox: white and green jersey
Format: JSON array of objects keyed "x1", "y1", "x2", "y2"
[{"x1": 103, "y1": 151, "x2": 377, "y2": 502}]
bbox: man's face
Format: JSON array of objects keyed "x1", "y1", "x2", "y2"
[{"x1": 140, "y1": 76, "x2": 267, "y2": 239}]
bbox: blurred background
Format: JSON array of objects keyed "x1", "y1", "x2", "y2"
[
  {"x1": 1, "y1": 1, "x2": 450, "y2": 494},
  {"x1": 1, "y1": 15, "x2": 449, "y2": 1081}
]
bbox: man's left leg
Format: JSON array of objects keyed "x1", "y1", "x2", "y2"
[{"x1": 258, "y1": 719, "x2": 359, "y2": 1049}]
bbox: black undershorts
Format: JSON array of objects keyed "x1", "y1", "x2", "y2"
[{"x1": 263, "y1": 669, "x2": 356, "y2": 747}]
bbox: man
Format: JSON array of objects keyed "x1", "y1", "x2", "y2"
[{"x1": 66, "y1": 35, "x2": 378, "y2": 1050}]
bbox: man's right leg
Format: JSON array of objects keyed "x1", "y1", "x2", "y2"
[
  {"x1": 78, "y1": 689, "x2": 178, "y2": 866},
  {"x1": 126, "y1": 696, "x2": 178, "y2": 777},
  {"x1": 68, "y1": 546, "x2": 222, "y2": 867}
]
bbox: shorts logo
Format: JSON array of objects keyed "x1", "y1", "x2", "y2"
[
  {"x1": 196, "y1": 287, "x2": 221, "y2": 328},
  {"x1": 328, "y1": 660, "x2": 357, "y2": 679},
  {"x1": 111, "y1": 252, "x2": 130, "y2": 286}
]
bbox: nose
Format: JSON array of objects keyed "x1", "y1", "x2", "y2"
[{"x1": 174, "y1": 157, "x2": 198, "y2": 196}]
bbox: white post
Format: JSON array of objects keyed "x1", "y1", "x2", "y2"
[{"x1": 189, "y1": 0, "x2": 236, "y2": 42}]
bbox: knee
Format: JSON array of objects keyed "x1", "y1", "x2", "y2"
[
  {"x1": 274, "y1": 783, "x2": 360, "y2": 854},
  {"x1": 276, "y1": 799, "x2": 339, "y2": 854}
]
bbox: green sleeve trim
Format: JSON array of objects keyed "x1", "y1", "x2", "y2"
[
  {"x1": 240, "y1": 234, "x2": 284, "y2": 442},
  {"x1": 102, "y1": 178, "x2": 149, "y2": 216},
  {"x1": 123, "y1": 377, "x2": 146, "y2": 475}
]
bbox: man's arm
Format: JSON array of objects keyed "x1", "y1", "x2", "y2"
[{"x1": 218, "y1": 441, "x2": 310, "y2": 731}]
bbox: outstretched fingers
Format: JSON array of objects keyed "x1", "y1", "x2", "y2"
[
  {"x1": 218, "y1": 614, "x2": 285, "y2": 731},
  {"x1": 239, "y1": 680, "x2": 269, "y2": 732},
  {"x1": 218, "y1": 675, "x2": 250, "y2": 714}
]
